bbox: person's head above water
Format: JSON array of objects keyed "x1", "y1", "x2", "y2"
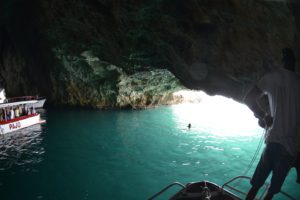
[{"x1": 187, "y1": 123, "x2": 191, "y2": 129}]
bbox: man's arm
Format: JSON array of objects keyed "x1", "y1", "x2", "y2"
[
  {"x1": 244, "y1": 86, "x2": 266, "y2": 119},
  {"x1": 243, "y1": 85, "x2": 273, "y2": 128}
]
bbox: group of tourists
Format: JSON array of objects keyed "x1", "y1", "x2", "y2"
[{"x1": 0, "y1": 105, "x2": 36, "y2": 121}]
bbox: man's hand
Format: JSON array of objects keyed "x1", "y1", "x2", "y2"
[
  {"x1": 264, "y1": 114, "x2": 273, "y2": 127},
  {"x1": 258, "y1": 114, "x2": 273, "y2": 128}
]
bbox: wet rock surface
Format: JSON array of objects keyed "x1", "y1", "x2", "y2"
[{"x1": 0, "y1": 0, "x2": 299, "y2": 108}]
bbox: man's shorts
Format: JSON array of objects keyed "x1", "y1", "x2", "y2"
[
  {"x1": 250, "y1": 142, "x2": 294, "y2": 194},
  {"x1": 294, "y1": 153, "x2": 300, "y2": 183}
]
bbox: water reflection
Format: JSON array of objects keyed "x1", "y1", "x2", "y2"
[{"x1": 0, "y1": 124, "x2": 45, "y2": 170}]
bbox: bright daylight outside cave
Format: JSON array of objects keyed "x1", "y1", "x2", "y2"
[{"x1": 0, "y1": 0, "x2": 300, "y2": 200}]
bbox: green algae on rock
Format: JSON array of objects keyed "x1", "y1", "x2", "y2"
[{"x1": 117, "y1": 69, "x2": 184, "y2": 109}]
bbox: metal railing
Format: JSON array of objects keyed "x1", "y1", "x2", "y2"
[
  {"x1": 148, "y1": 176, "x2": 296, "y2": 200},
  {"x1": 148, "y1": 182, "x2": 186, "y2": 200},
  {"x1": 222, "y1": 176, "x2": 296, "y2": 200}
]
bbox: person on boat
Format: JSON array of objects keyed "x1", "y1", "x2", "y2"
[
  {"x1": 243, "y1": 48, "x2": 300, "y2": 200},
  {"x1": 23, "y1": 105, "x2": 28, "y2": 115},
  {"x1": 18, "y1": 105, "x2": 23, "y2": 116},
  {"x1": 27, "y1": 106, "x2": 31, "y2": 115},
  {"x1": 5, "y1": 108, "x2": 10, "y2": 120},
  {"x1": 10, "y1": 108, "x2": 14, "y2": 119},
  {"x1": 0, "y1": 109, "x2": 4, "y2": 121},
  {"x1": 15, "y1": 106, "x2": 19, "y2": 118},
  {"x1": 32, "y1": 107, "x2": 36, "y2": 114}
]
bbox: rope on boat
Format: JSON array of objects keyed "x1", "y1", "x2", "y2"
[
  {"x1": 234, "y1": 126, "x2": 267, "y2": 187},
  {"x1": 201, "y1": 181, "x2": 212, "y2": 200},
  {"x1": 147, "y1": 182, "x2": 186, "y2": 200},
  {"x1": 243, "y1": 126, "x2": 266, "y2": 175}
]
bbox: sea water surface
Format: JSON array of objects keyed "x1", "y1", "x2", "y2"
[{"x1": 0, "y1": 95, "x2": 299, "y2": 200}]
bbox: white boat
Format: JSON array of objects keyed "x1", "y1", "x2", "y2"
[
  {"x1": 31, "y1": 98, "x2": 46, "y2": 108},
  {"x1": 0, "y1": 90, "x2": 46, "y2": 134},
  {"x1": 5, "y1": 96, "x2": 46, "y2": 109},
  {"x1": 0, "y1": 89, "x2": 46, "y2": 108}
]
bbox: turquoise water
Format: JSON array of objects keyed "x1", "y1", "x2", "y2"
[{"x1": 0, "y1": 99, "x2": 299, "y2": 200}]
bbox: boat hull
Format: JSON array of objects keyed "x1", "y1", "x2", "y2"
[
  {"x1": 33, "y1": 99, "x2": 46, "y2": 108},
  {"x1": 0, "y1": 114, "x2": 45, "y2": 134}
]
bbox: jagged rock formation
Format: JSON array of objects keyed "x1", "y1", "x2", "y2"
[
  {"x1": 0, "y1": 0, "x2": 299, "y2": 108},
  {"x1": 117, "y1": 69, "x2": 184, "y2": 108}
]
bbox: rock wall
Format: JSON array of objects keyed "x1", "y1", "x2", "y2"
[
  {"x1": 156, "y1": 0, "x2": 298, "y2": 100},
  {"x1": 0, "y1": 0, "x2": 299, "y2": 107},
  {"x1": 117, "y1": 69, "x2": 184, "y2": 108}
]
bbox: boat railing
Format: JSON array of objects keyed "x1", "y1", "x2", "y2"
[
  {"x1": 6, "y1": 96, "x2": 43, "y2": 103},
  {"x1": 148, "y1": 182, "x2": 186, "y2": 200},
  {"x1": 221, "y1": 175, "x2": 296, "y2": 200},
  {"x1": 148, "y1": 176, "x2": 296, "y2": 200}
]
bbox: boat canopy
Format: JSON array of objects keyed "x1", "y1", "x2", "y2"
[{"x1": 0, "y1": 100, "x2": 38, "y2": 108}]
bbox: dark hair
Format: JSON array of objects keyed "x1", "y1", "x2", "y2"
[{"x1": 282, "y1": 48, "x2": 296, "y2": 72}]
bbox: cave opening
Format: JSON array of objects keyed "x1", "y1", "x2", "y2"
[{"x1": 171, "y1": 90, "x2": 262, "y2": 137}]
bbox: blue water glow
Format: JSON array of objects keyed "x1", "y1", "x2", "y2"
[{"x1": 0, "y1": 95, "x2": 298, "y2": 200}]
